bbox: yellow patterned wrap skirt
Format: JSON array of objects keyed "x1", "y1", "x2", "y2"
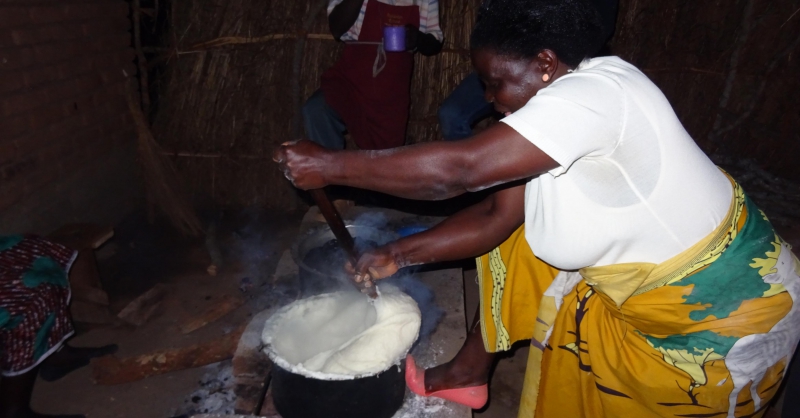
[{"x1": 476, "y1": 180, "x2": 800, "y2": 417}]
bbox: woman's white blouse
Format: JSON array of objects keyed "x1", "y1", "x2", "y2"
[{"x1": 502, "y1": 56, "x2": 732, "y2": 270}]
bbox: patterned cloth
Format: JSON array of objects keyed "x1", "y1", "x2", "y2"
[
  {"x1": 476, "y1": 225, "x2": 559, "y2": 353},
  {"x1": 478, "y1": 179, "x2": 800, "y2": 417},
  {"x1": 0, "y1": 235, "x2": 76, "y2": 376},
  {"x1": 327, "y1": 0, "x2": 443, "y2": 41}
]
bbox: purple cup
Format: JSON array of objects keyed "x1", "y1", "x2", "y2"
[{"x1": 383, "y1": 26, "x2": 406, "y2": 52}]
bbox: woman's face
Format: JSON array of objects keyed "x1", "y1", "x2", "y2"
[{"x1": 471, "y1": 48, "x2": 548, "y2": 116}]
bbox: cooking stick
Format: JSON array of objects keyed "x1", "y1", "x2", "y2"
[{"x1": 308, "y1": 189, "x2": 378, "y2": 299}]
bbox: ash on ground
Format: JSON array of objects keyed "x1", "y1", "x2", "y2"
[
  {"x1": 171, "y1": 361, "x2": 235, "y2": 417},
  {"x1": 393, "y1": 392, "x2": 450, "y2": 418}
]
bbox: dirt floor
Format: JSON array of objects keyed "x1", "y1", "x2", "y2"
[
  {"x1": 474, "y1": 343, "x2": 529, "y2": 418},
  {"x1": 31, "y1": 208, "x2": 305, "y2": 417}
]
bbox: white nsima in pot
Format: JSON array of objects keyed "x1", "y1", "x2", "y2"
[{"x1": 262, "y1": 285, "x2": 421, "y2": 380}]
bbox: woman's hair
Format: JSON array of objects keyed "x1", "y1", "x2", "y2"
[{"x1": 471, "y1": 0, "x2": 605, "y2": 67}]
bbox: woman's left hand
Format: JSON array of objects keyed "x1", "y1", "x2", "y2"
[
  {"x1": 272, "y1": 139, "x2": 332, "y2": 190},
  {"x1": 345, "y1": 245, "x2": 400, "y2": 287}
]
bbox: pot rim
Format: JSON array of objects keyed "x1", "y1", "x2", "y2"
[
  {"x1": 262, "y1": 290, "x2": 413, "y2": 381},
  {"x1": 290, "y1": 223, "x2": 399, "y2": 280}
]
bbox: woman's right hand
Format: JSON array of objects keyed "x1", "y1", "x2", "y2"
[
  {"x1": 346, "y1": 245, "x2": 401, "y2": 285},
  {"x1": 272, "y1": 139, "x2": 332, "y2": 190}
]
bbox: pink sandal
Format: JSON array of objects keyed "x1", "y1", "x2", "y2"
[{"x1": 405, "y1": 354, "x2": 489, "y2": 409}]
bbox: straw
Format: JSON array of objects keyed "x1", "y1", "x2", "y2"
[{"x1": 152, "y1": 0, "x2": 482, "y2": 210}]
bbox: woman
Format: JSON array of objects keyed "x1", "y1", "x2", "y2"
[
  {"x1": 438, "y1": 0, "x2": 618, "y2": 141},
  {"x1": 275, "y1": 0, "x2": 800, "y2": 416},
  {"x1": 1, "y1": 236, "x2": 116, "y2": 418}
]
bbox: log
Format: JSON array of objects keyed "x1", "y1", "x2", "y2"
[
  {"x1": 72, "y1": 285, "x2": 110, "y2": 306},
  {"x1": 180, "y1": 294, "x2": 245, "y2": 334},
  {"x1": 117, "y1": 284, "x2": 167, "y2": 326},
  {"x1": 233, "y1": 309, "x2": 276, "y2": 415},
  {"x1": 70, "y1": 299, "x2": 114, "y2": 325},
  {"x1": 91, "y1": 326, "x2": 245, "y2": 385}
]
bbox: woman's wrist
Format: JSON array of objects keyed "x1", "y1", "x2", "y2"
[
  {"x1": 385, "y1": 240, "x2": 409, "y2": 269},
  {"x1": 320, "y1": 149, "x2": 345, "y2": 187},
  {"x1": 387, "y1": 239, "x2": 423, "y2": 269}
]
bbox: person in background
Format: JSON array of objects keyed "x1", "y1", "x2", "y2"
[
  {"x1": 1, "y1": 236, "x2": 116, "y2": 418},
  {"x1": 302, "y1": 0, "x2": 444, "y2": 151},
  {"x1": 275, "y1": 0, "x2": 800, "y2": 415},
  {"x1": 437, "y1": 0, "x2": 618, "y2": 141}
]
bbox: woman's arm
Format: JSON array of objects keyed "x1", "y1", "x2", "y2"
[
  {"x1": 275, "y1": 122, "x2": 557, "y2": 200},
  {"x1": 349, "y1": 183, "x2": 526, "y2": 279}
]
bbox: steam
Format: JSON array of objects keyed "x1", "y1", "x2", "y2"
[
  {"x1": 227, "y1": 209, "x2": 297, "y2": 312},
  {"x1": 352, "y1": 211, "x2": 444, "y2": 341},
  {"x1": 228, "y1": 207, "x2": 445, "y2": 341}
]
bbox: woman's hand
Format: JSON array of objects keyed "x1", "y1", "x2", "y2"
[
  {"x1": 272, "y1": 139, "x2": 332, "y2": 190},
  {"x1": 345, "y1": 245, "x2": 400, "y2": 287}
]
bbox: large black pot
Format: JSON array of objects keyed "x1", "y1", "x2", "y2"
[
  {"x1": 291, "y1": 224, "x2": 398, "y2": 296},
  {"x1": 271, "y1": 359, "x2": 406, "y2": 418}
]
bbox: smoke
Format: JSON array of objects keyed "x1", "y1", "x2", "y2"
[
  {"x1": 230, "y1": 223, "x2": 276, "y2": 284},
  {"x1": 352, "y1": 211, "x2": 390, "y2": 230},
  {"x1": 350, "y1": 211, "x2": 444, "y2": 340},
  {"x1": 223, "y1": 209, "x2": 298, "y2": 312},
  {"x1": 227, "y1": 206, "x2": 444, "y2": 343}
]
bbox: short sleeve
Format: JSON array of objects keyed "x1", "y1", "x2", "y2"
[
  {"x1": 327, "y1": 0, "x2": 344, "y2": 15},
  {"x1": 328, "y1": 0, "x2": 368, "y2": 41},
  {"x1": 419, "y1": 0, "x2": 444, "y2": 41},
  {"x1": 501, "y1": 71, "x2": 623, "y2": 177}
]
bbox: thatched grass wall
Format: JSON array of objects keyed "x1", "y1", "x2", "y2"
[
  {"x1": 154, "y1": 0, "x2": 481, "y2": 211},
  {"x1": 153, "y1": 0, "x2": 799, "y2": 212},
  {"x1": 612, "y1": 0, "x2": 800, "y2": 180}
]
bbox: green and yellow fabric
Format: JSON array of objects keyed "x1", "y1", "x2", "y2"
[{"x1": 478, "y1": 179, "x2": 800, "y2": 417}]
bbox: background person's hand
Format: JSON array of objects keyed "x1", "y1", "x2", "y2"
[
  {"x1": 404, "y1": 24, "x2": 419, "y2": 51},
  {"x1": 272, "y1": 139, "x2": 331, "y2": 190}
]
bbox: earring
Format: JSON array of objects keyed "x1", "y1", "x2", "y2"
[{"x1": 542, "y1": 74, "x2": 550, "y2": 82}]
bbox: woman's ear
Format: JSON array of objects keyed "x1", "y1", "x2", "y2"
[{"x1": 536, "y1": 50, "x2": 559, "y2": 76}]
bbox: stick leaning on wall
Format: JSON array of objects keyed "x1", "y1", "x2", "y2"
[{"x1": 126, "y1": 80, "x2": 204, "y2": 236}]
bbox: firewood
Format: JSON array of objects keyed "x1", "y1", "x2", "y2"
[
  {"x1": 180, "y1": 294, "x2": 245, "y2": 334},
  {"x1": 91, "y1": 326, "x2": 245, "y2": 385},
  {"x1": 117, "y1": 284, "x2": 168, "y2": 326}
]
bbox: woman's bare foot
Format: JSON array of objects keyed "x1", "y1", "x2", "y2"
[{"x1": 423, "y1": 309, "x2": 495, "y2": 393}]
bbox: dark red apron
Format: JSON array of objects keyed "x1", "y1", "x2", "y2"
[{"x1": 320, "y1": 0, "x2": 419, "y2": 150}]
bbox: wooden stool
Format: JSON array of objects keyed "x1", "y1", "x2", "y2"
[{"x1": 48, "y1": 223, "x2": 115, "y2": 324}]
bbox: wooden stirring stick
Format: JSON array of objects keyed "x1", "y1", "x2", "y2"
[{"x1": 308, "y1": 189, "x2": 379, "y2": 299}]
